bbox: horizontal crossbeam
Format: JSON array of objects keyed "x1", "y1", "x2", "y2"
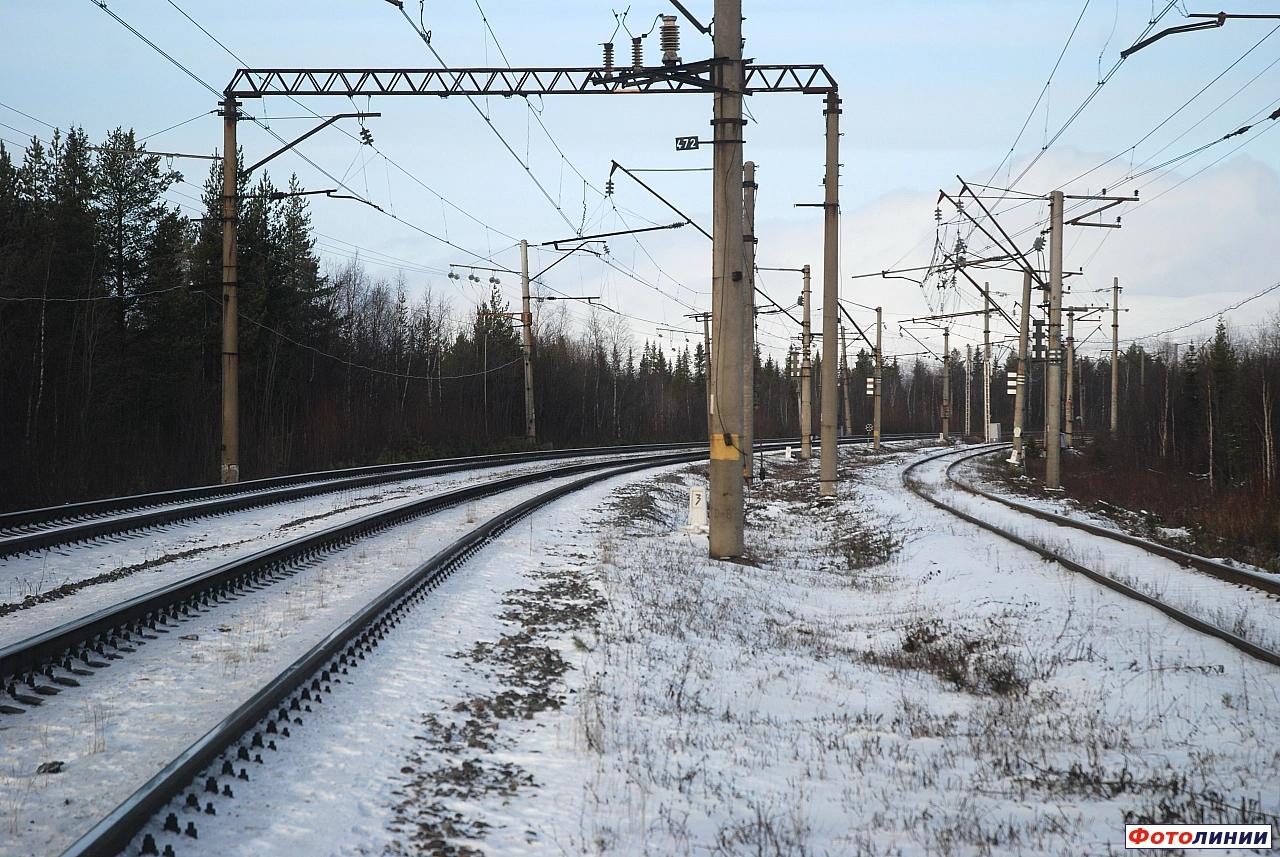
[{"x1": 224, "y1": 63, "x2": 836, "y2": 98}]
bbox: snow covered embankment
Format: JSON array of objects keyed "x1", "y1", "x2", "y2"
[{"x1": 558, "y1": 450, "x2": 1280, "y2": 855}]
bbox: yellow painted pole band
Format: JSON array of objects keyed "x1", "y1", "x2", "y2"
[{"x1": 710, "y1": 433, "x2": 740, "y2": 461}]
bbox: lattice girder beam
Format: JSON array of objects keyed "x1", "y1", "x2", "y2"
[{"x1": 224, "y1": 63, "x2": 836, "y2": 98}]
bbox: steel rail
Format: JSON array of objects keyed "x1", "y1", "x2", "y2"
[
  {"x1": 0, "y1": 434, "x2": 933, "y2": 558},
  {"x1": 902, "y1": 445, "x2": 1280, "y2": 669},
  {"x1": 3, "y1": 435, "x2": 931, "y2": 707},
  {"x1": 58, "y1": 451, "x2": 705, "y2": 857},
  {"x1": 945, "y1": 447, "x2": 1280, "y2": 597},
  {"x1": 0, "y1": 441, "x2": 709, "y2": 551},
  {"x1": 0, "y1": 451, "x2": 689, "y2": 703}
]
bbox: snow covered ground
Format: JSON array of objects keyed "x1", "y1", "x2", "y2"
[{"x1": 33, "y1": 442, "x2": 1268, "y2": 857}]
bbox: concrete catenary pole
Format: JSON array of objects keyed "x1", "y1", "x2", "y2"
[
  {"x1": 519, "y1": 239, "x2": 536, "y2": 444},
  {"x1": 1010, "y1": 270, "x2": 1032, "y2": 465},
  {"x1": 941, "y1": 326, "x2": 951, "y2": 441},
  {"x1": 983, "y1": 285, "x2": 992, "y2": 442},
  {"x1": 1046, "y1": 190, "x2": 1065, "y2": 489},
  {"x1": 873, "y1": 306, "x2": 883, "y2": 451},
  {"x1": 965, "y1": 343, "x2": 973, "y2": 439},
  {"x1": 800, "y1": 264, "x2": 813, "y2": 460},
  {"x1": 1065, "y1": 309, "x2": 1075, "y2": 449},
  {"x1": 220, "y1": 96, "x2": 240, "y2": 484},
  {"x1": 840, "y1": 324, "x2": 853, "y2": 436},
  {"x1": 708, "y1": 0, "x2": 745, "y2": 557},
  {"x1": 742, "y1": 161, "x2": 757, "y2": 484},
  {"x1": 703, "y1": 314, "x2": 712, "y2": 440},
  {"x1": 819, "y1": 90, "x2": 842, "y2": 498},
  {"x1": 1111, "y1": 276, "x2": 1121, "y2": 435}
]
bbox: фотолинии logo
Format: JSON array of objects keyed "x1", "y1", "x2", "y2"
[{"x1": 1126, "y1": 824, "x2": 1272, "y2": 850}]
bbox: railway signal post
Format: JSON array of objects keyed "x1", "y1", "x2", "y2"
[
  {"x1": 801, "y1": 264, "x2": 813, "y2": 460},
  {"x1": 1009, "y1": 270, "x2": 1032, "y2": 466},
  {"x1": 941, "y1": 326, "x2": 951, "y2": 441},
  {"x1": 742, "y1": 161, "x2": 758, "y2": 485},
  {"x1": 1112, "y1": 277, "x2": 1121, "y2": 436}
]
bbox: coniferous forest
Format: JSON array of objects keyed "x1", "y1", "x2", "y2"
[{"x1": 1, "y1": 129, "x2": 1277, "y2": 545}]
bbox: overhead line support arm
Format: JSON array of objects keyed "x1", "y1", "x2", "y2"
[{"x1": 242, "y1": 112, "x2": 378, "y2": 175}]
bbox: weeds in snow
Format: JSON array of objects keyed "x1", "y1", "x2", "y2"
[
  {"x1": 863, "y1": 615, "x2": 1037, "y2": 696},
  {"x1": 83, "y1": 701, "x2": 111, "y2": 754}
]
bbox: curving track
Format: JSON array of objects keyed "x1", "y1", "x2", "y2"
[
  {"x1": 904, "y1": 444, "x2": 1280, "y2": 668},
  {"x1": 0, "y1": 442, "x2": 706, "y2": 558},
  {"x1": 0, "y1": 450, "x2": 700, "y2": 712},
  {"x1": 3, "y1": 436, "x2": 931, "y2": 857}
]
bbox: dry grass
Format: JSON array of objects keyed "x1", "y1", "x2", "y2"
[{"x1": 1010, "y1": 442, "x2": 1280, "y2": 571}]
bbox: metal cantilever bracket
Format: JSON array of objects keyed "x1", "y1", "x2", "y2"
[{"x1": 242, "y1": 112, "x2": 379, "y2": 176}]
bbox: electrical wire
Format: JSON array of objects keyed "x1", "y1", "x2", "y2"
[
  {"x1": 394, "y1": 2, "x2": 705, "y2": 309},
  {"x1": 199, "y1": 292, "x2": 525, "y2": 381},
  {"x1": 161, "y1": 0, "x2": 705, "y2": 334},
  {"x1": 147, "y1": 1, "x2": 502, "y2": 254},
  {"x1": 1126, "y1": 280, "x2": 1280, "y2": 342},
  {"x1": 395, "y1": 5, "x2": 577, "y2": 233},
  {"x1": 0, "y1": 100, "x2": 59, "y2": 131},
  {"x1": 0, "y1": 285, "x2": 187, "y2": 303},
  {"x1": 140, "y1": 109, "x2": 215, "y2": 142},
  {"x1": 986, "y1": 0, "x2": 1095, "y2": 189}
]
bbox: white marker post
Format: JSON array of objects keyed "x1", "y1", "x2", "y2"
[{"x1": 683, "y1": 486, "x2": 709, "y2": 534}]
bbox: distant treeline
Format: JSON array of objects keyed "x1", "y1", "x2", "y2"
[
  {"x1": 2, "y1": 130, "x2": 1275, "y2": 520},
  {"x1": 0, "y1": 129, "x2": 813, "y2": 509}
]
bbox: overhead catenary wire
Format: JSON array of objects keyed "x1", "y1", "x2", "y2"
[
  {"x1": 198, "y1": 291, "x2": 525, "y2": 381},
  {"x1": 1125, "y1": 280, "x2": 1280, "y2": 343},
  {"x1": 149, "y1": 0, "x2": 516, "y2": 268},
  {"x1": 393, "y1": 4, "x2": 577, "y2": 233},
  {"x1": 955, "y1": 22, "x2": 1280, "y2": 267},
  {"x1": 985, "y1": 0, "x2": 1096, "y2": 189},
  {"x1": 50, "y1": 3, "x2": 725, "y2": 359},
  {"x1": 1004, "y1": 2, "x2": 1181, "y2": 191},
  {"x1": 922, "y1": 3, "x2": 1181, "y2": 277},
  {"x1": 387, "y1": 2, "x2": 705, "y2": 310},
  {"x1": 166, "y1": 0, "x2": 709, "y2": 337}
]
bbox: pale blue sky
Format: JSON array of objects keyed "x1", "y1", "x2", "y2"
[{"x1": 3, "y1": 1, "x2": 1278, "y2": 360}]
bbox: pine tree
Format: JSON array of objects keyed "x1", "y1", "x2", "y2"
[{"x1": 93, "y1": 127, "x2": 181, "y2": 345}]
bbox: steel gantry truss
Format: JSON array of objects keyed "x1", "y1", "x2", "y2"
[
  {"x1": 216, "y1": 43, "x2": 838, "y2": 560},
  {"x1": 223, "y1": 63, "x2": 837, "y2": 99}
]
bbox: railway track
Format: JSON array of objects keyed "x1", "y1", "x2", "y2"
[
  {"x1": 0, "y1": 434, "x2": 930, "y2": 559},
  {"x1": 4, "y1": 449, "x2": 699, "y2": 857},
  {"x1": 3, "y1": 434, "x2": 929, "y2": 713},
  {"x1": 7, "y1": 437, "x2": 931, "y2": 856},
  {"x1": 0, "y1": 449, "x2": 704, "y2": 713},
  {"x1": 904, "y1": 444, "x2": 1280, "y2": 668},
  {"x1": 0, "y1": 442, "x2": 703, "y2": 558}
]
